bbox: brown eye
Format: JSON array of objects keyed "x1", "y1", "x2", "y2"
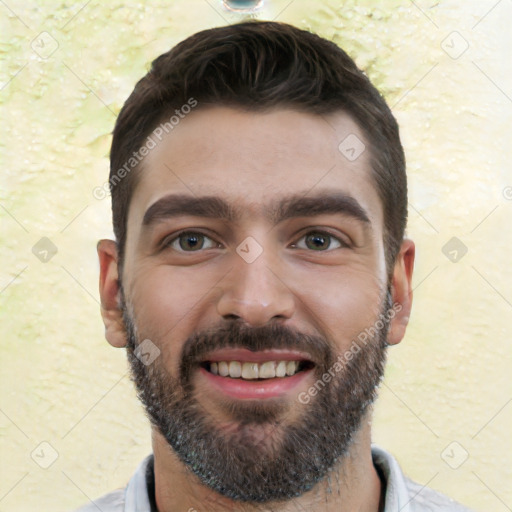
[
  {"x1": 294, "y1": 231, "x2": 344, "y2": 251},
  {"x1": 164, "y1": 232, "x2": 218, "y2": 252}
]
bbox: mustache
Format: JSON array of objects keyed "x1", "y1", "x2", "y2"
[
  {"x1": 180, "y1": 321, "x2": 333, "y2": 374},
  {"x1": 119, "y1": 292, "x2": 328, "y2": 367}
]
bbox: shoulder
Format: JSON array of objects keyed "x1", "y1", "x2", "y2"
[
  {"x1": 71, "y1": 488, "x2": 125, "y2": 512},
  {"x1": 404, "y1": 477, "x2": 475, "y2": 512},
  {"x1": 371, "y1": 445, "x2": 475, "y2": 512},
  {"x1": 70, "y1": 454, "x2": 154, "y2": 512}
]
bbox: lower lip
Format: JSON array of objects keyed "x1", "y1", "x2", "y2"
[{"x1": 198, "y1": 366, "x2": 313, "y2": 400}]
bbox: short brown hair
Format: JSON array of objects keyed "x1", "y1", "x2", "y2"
[{"x1": 110, "y1": 20, "x2": 407, "y2": 275}]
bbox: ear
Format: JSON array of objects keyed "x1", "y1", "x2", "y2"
[
  {"x1": 97, "y1": 239, "x2": 127, "y2": 348},
  {"x1": 387, "y1": 238, "x2": 415, "y2": 346}
]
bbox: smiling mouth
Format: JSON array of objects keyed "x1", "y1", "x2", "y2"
[{"x1": 200, "y1": 360, "x2": 315, "y2": 380}]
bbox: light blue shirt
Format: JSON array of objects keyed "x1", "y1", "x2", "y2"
[{"x1": 73, "y1": 445, "x2": 474, "y2": 511}]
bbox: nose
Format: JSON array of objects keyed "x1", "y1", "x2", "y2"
[{"x1": 216, "y1": 248, "x2": 296, "y2": 327}]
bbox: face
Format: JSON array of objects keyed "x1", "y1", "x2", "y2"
[{"x1": 99, "y1": 106, "x2": 414, "y2": 502}]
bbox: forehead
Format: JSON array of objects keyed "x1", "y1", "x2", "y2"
[{"x1": 126, "y1": 106, "x2": 383, "y2": 233}]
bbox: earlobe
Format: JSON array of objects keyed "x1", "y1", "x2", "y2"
[
  {"x1": 97, "y1": 239, "x2": 127, "y2": 348},
  {"x1": 387, "y1": 239, "x2": 415, "y2": 346}
]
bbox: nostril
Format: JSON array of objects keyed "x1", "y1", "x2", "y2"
[{"x1": 223, "y1": 314, "x2": 241, "y2": 321}]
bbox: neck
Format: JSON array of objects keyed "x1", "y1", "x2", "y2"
[{"x1": 152, "y1": 411, "x2": 383, "y2": 512}]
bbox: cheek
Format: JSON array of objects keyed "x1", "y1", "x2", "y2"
[
  {"x1": 128, "y1": 266, "x2": 217, "y2": 373},
  {"x1": 295, "y1": 264, "x2": 385, "y2": 348}
]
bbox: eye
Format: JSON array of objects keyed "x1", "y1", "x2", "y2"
[
  {"x1": 163, "y1": 231, "x2": 220, "y2": 252},
  {"x1": 292, "y1": 230, "x2": 346, "y2": 251}
]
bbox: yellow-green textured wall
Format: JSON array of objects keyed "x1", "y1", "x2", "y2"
[{"x1": 1, "y1": 1, "x2": 511, "y2": 510}]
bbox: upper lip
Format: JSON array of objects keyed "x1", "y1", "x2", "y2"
[{"x1": 200, "y1": 348, "x2": 315, "y2": 364}]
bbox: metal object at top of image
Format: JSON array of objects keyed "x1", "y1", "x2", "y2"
[{"x1": 222, "y1": 0, "x2": 264, "y2": 13}]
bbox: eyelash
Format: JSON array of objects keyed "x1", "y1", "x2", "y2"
[{"x1": 161, "y1": 229, "x2": 349, "y2": 253}]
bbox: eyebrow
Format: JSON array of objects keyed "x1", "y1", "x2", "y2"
[{"x1": 142, "y1": 191, "x2": 371, "y2": 227}]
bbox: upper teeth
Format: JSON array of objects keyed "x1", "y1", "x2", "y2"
[{"x1": 209, "y1": 361, "x2": 300, "y2": 379}]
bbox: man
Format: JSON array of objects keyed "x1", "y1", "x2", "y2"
[{"x1": 79, "y1": 20, "x2": 473, "y2": 512}]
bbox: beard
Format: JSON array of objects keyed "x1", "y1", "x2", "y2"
[{"x1": 121, "y1": 290, "x2": 392, "y2": 504}]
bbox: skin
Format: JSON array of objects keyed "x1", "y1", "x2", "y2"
[{"x1": 98, "y1": 106, "x2": 415, "y2": 511}]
